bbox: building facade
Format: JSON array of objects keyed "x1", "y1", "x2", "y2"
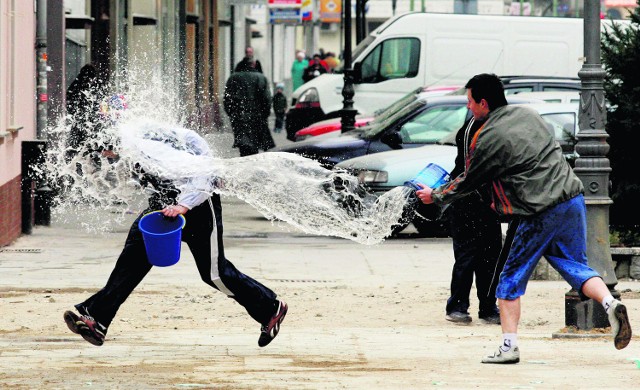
[{"x1": 0, "y1": 2, "x2": 37, "y2": 246}]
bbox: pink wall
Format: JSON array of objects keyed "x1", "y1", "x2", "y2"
[
  {"x1": 0, "y1": 1, "x2": 37, "y2": 185},
  {"x1": 0, "y1": 2, "x2": 36, "y2": 245}
]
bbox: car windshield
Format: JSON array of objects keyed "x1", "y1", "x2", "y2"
[
  {"x1": 395, "y1": 104, "x2": 469, "y2": 143},
  {"x1": 369, "y1": 87, "x2": 424, "y2": 122},
  {"x1": 361, "y1": 100, "x2": 428, "y2": 138},
  {"x1": 334, "y1": 35, "x2": 376, "y2": 73}
]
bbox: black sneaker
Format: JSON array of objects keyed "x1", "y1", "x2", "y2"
[
  {"x1": 63, "y1": 309, "x2": 107, "y2": 346},
  {"x1": 446, "y1": 311, "x2": 472, "y2": 324},
  {"x1": 258, "y1": 300, "x2": 288, "y2": 347},
  {"x1": 479, "y1": 309, "x2": 501, "y2": 325},
  {"x1": 479, "y1": 313, "x2": 501, "y2": 325}
]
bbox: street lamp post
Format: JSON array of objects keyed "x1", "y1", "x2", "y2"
[
  {"x1": 340, "y1": 0, "x2": 357, "y2": 133},
  {"x1": 565, "y1": 0, "x2": 619, "y2": 329}
]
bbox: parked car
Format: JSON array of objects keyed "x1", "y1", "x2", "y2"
[
  {"x1": 500, "y1": 75, "x2": 582, "y2": 94},
  {"x1": 336, "y1": 103, "x2": 579, "y2": 235},
  {"x1": 292, "y1": 85, "x2": 461, "y2": 141},
  {"x1": 511, "y1": 91, "x2": 580, "y2": 104},
  {"x1": 447, "y1": 75, "x2": 582, "y2": 96},
  {"x1": 294, "y1": 116, "x2": 373, "y2": 142},
  {"x1": 273, "y1": 95, "x2": 541, "y2": 169}
]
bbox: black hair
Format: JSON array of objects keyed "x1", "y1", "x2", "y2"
[{"x1": 464, "y1": 73, "x2": 508, "y2": 111}]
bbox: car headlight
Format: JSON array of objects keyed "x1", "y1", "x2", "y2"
[
  {"x1": 357, "y1": 170, "x2": 389, "y2": 184},
  {"x1": 295, "y1": 88, "x2": 320, "y2": 108}
]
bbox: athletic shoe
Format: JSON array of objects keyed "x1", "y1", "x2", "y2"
[
  {"x1": 63, "y1": 309, "x2": 107, "y2": 346},
  {"x1": 63, "y1": 310, "x2": 82, "y2": 335},
  {"x1": 608, "y1": 299, "x2": 632, "y2": 350},
  {"x1": 258, "y1": 300, "x2": 288, "y2": 347},
  {"x1": 445, "y1": 311, "x2": 472, "y2": 324},
  {"x1": 481, "y1": 346, "x2": 520, "y2": 364}
]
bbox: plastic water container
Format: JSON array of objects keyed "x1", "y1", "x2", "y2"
[
  {"x1": 404, "y1": 163, "x2": 450, "y2": 191},
  {"x1": 138, "y1": 211, "x2": 186, "y2": 267}
]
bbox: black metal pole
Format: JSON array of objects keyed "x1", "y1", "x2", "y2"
[
  {"x1": 565, "y1": 0, "x2": 619, "y2": 329},
  {"x1": 340, "y1": 0, "x2": 357, "y2": 133}
]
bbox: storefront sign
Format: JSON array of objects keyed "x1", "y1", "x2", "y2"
[
  {"x1": 268, "y1": 0, "x2": 302, "y2": 7},
  {"x1": 320, "y1": 0, "x2": 341, "y2": 23},
  {"x1": 269, "y1": 7, "x2": 302, "y2": 23}
]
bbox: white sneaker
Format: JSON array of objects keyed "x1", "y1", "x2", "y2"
[
  {"x1": 481, "y1": 346, "x2": 520, "y2": 364},
  {"x1": 608, "y1": 299, "x2": 632, "y2": 350}
]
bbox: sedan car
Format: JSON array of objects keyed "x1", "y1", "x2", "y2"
[
  {"x1": 293, "y1": 85, "x2": 462, "y2": 142},
  {"x1": 336, "y1": 103, "x2": 579, "y2": 235},
  {"x1": 294, "y1": 116, "x2": 373, "y2": 142},
  {"x1": 274, "y1": 95, "x2": 540, "y2": 169},
  {"x1": 287, "y1": 85, "x2": 461, "y2": 141}
]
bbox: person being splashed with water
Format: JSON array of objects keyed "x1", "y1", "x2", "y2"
[{"x1": 63, "y1": 98, "x2": 288, "y2": 348}]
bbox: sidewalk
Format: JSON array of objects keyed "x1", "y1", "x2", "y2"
[{"x1": 1, "y1": 196, "x2": 639, "y2": 389}]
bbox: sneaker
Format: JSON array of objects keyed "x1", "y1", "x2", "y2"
[
  {"x1": 63, "y1": 310, "x2": 82, "y2": 335},
  {"x1": 445, "y1": 311, "x2": 472, "y2": 324},
  {"x1": 608, "y1": 299, "x2": 632, "y2": 350},
  {"x1": 258, "y1": 300, "x2": 288, "y2": 347},
  {"x1": 479, "y1": 313, "x2": 501, "y2": 325},
  {"x1": 481, "y1": 346, "x2": 520, "y2": 364},
  {"x1": 63, "y1": 309, "x2": 107, "y2": 346}
]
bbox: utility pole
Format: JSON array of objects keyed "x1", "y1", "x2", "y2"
[
  {"x1": 565, "y1": 0, "x2": 619, "y2": 330},
  {"x1": 340, "y1": 0, "x2": 357, "y2": 133}
]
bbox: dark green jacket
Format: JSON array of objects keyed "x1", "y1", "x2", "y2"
[
  {"x1": 273, "y1": 92, "x2": 287, "y2": 115},
  {"x1": 432, "y1": 105, "x2": 583, "y2": 217}
]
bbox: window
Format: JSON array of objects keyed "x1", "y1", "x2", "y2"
[
  {"x1": 505, "y1": 86, "x2": 534, "y2": 95},
  {"x1": 398, "y1": 105, "x2": 468, "y2": 144},
  {"x1": 541, "y1": 112, "x2": 576, "y2": 143},
  {"x1": 359, "y1": 38, "x2": 420, "y2": 83}
]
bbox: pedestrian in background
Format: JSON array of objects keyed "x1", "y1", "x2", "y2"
[
  {"x1": 323, "y1": 52, "x2": 340, "y2": 73},
  {"x1": 417, "y1": 73, "x2": 632, "y2": 364},
  {"x1": 236, "y1": 46, "x2": 263, "y2": 74},
  {"x1": 65, "y1": 63, "x2": 105, "y2": 163},
  {"x1": 223, "y1": 60, "x2": 274, "y2": 156},
  {"x1": 272, "y1": 83, "x2": 287, "y2": 134},
  {"x1": 63, "y1": 124, "x2": 288, "y2": 348},
  {"x1": 302, "y1": 54, "x2": 328, "y2": 83},
  {"x1": 291, "y1": 50, "x2": 308, "y2": 92}
]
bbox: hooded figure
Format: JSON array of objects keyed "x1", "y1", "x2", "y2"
[{"x1": 223, "y1": 60, "x2": 275, "y2": 156}]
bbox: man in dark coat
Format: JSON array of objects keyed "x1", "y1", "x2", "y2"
[
  {"x1": 235, "y1": 46, "x2": 263, "y2": 74},
  {"x1": 65, "y1": 64, "x2": 104, "y2": 162},
  {"x1": 223, "y1": 60, "x2": 274, "y2": 156}
]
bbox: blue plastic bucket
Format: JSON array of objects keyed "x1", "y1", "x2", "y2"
[
  {"x1": 404, "y1": 163, "x2": 450, "y2": 191},
  {"x1": 138, "y1": 211, "x2": 186, "y2": 267}
]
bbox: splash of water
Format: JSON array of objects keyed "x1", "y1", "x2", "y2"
[
  {"x1": 42, "y1": 64, "x2": 414, "y2": 244},
  {"x1": 116, "y1": 118, "x2": 413, "y2": 244}
]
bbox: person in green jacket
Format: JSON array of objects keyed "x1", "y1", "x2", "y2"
[
  {"x1": 416, "y1": 73, "x2": 632, "y2": 364},
  {"x1": 291, "y1": 50, "x2": 309, "y2": 92}
]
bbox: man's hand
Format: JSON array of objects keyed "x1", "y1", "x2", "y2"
[
  {"x1": 416, "y1": 183, "x2": 434, "y2": 204},
  {"x1": 161, "y1": 205, "x2": 188, "y2": 218}
]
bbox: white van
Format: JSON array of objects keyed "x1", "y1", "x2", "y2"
[{"x1": 285, "y1": 12, "x2": 588, "y2": 140}]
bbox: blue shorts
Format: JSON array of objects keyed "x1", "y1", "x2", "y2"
[{"x1": 495, "y1": 194, "x2": 601, "y2": 300}]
